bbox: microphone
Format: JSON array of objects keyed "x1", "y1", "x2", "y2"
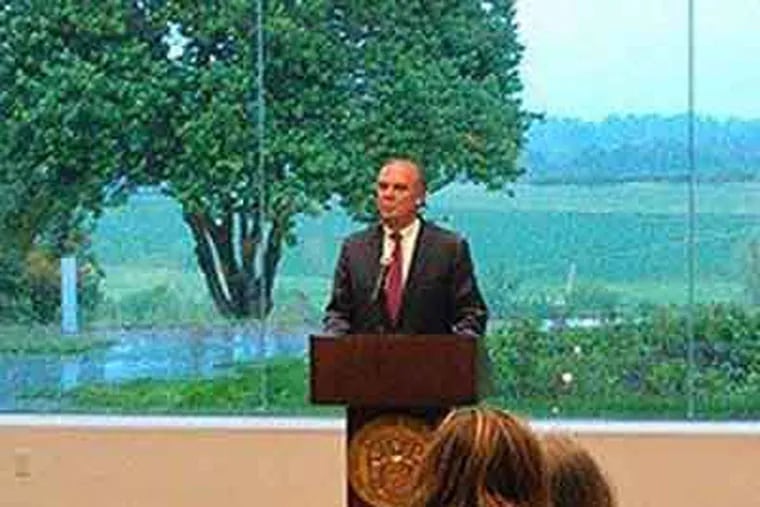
[{"x1": 371, "y1": 253, "x2": 393, "y2": 302}]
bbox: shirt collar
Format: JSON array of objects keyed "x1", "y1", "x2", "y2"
[{"x1": 383, "y1": 217, "x2": 421, "y2": 241}]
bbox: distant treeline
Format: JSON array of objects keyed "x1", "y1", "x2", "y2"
[{"x1": 522, "y1": 115, "x2": 760, "y2": 183}]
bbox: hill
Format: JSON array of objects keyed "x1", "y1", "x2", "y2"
[{"x1": 522, "y1": 114, "x2": 760, "y2": 183}]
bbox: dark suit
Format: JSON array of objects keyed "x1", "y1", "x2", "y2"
[{"x1": 323, "y1": 219, "x2": 488, "y2": 336}]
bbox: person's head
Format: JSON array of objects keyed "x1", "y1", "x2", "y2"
[
  {"x1": 543, "y1": 434, "x2": 616, "y2": 507},
  {"x1": 411, "y1": 406, "x2": 550, "y2": 507},
  {"x1": 375, "y1": 158, "x2": 426, "y2": 230}
]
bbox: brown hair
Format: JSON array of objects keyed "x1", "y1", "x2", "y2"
[
  {"x1": 410, "y1": 407, "x2": 550, "y2": 507},
  {"x1": 543, "y1": 434, "x2": 617, "y2": 507}
]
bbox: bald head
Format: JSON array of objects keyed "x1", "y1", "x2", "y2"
[{"x1": 375, "y1": 158, "x2": 426, "y2": 230}]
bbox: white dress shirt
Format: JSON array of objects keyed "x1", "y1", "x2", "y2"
[{"x1": 382, "y1": 218, "x2": 421, "y2": 288}]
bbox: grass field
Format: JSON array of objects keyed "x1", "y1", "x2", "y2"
[{"x1": 90, "y1": 182, "x2": 760, "y2": 325}]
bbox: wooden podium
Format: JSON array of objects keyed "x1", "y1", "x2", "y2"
[{"x1": 309, "y1": 334, "x2": 481, "y2": 507}]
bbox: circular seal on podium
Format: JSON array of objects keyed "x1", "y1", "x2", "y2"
[{"x1": 348, "y1": 415, "x2": 432, "y2": 507}]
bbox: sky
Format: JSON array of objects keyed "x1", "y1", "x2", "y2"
[{"x1": 515, "y1": 0, "x2": 760, "y2": 120}]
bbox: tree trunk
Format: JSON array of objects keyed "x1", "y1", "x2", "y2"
[{"x1": 184, "y1": 209, "x2": 285, "y2": 320}]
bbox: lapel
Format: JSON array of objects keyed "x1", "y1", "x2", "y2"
[
  {"x1": 366, "y1": 224, "x2": 384, "y2": 286},
  {"x1": 364, "y1": 224, "x2": 392, "y2": 327}
]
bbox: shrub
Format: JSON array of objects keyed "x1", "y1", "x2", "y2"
[
  {"x1": 0, "y1": 244, "x2": 33, "y2": 322},
  {"x1": 487, "y1": 304, "x2": 760, "y2": 418},
  {"x1": 23, "y1": 248, "x2": 103, "y2": 324}
]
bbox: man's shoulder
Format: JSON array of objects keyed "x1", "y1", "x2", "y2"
[
  {"x1": 421, "y1": 221, "x2": 465, "y2": 245},
  {"x1": 342, "y1": 224, "x2": 380, "y2": 246},
  {"x1": 339, "y1": 220, "x2": 466, "y2": 246}
]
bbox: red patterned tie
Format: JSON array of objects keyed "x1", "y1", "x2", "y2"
[{"x1": 384, "y1": 232, "x2": 403, "y2": 323}]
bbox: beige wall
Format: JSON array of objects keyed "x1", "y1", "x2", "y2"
[
  {"x1": 1, "y1": 417, "x2": 758, "y2": 507},
  {"x1": 576, "y1": 433, "x2": 760, "y2": 507}
]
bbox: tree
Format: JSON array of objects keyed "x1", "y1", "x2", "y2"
[
  {"x1": 2, "y1": 1, "x2": 533, "y2": 320},
  {"x1": 0, "y1": 1, "x2": 159, "y2": 321},
  {"x1": 135, "y1": 0, "x2": 533, "y2": 318}
]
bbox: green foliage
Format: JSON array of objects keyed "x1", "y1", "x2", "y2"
[
  {"x1": 0, "y1": 244, "x2": 32, "y2": 322},
  {"x1": 0, "y1": 2, "x2": 152, "y2": 321},
  {"x1": 1, "y1": 1, "x2": 534, "y2": 321},
  {"x1": 692, "y1": 304, "x2": 760, "y2": 395},
  {"x1": 22, "y1": 247, "x2": 104, "y2": 323},
  {"x1": 486, "y1": 304, "x2": 760, "y2": 419},
  {"x1": 0, "y1": 2, "x2": 156, "y2": 249},
  {"x1": 139, "y1": 0, "x2": 532, "y2": 318},
  {"x1": 0, "y1": 214, "x2": 103, "y2": 324}
]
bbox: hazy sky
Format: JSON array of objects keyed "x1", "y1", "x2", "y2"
[{"x1": 515, "y1": 0, "x2": 760, "y2": 119}]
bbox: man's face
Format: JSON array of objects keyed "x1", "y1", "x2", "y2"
[{"x1": 375, "y1": 161, "x2": 423, "y2": 229}]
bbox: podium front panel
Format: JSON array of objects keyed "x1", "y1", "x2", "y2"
[{"x1": 310, "y1": 334, "x2": 478, "y2": 407}]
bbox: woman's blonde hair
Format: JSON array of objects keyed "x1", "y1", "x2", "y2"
[
  {"x1": 410, "y1": 406, "x2": 550, "y2": 507},
  {"x1": 543, "y1": 434, "x2": 617, "y2": 507}
]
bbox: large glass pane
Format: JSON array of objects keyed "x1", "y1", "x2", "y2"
[
  {"x1": 4, "y1": 1, "x2": 756, "y2": 420},
  {"x1": 691, "y1": 0, "x2": 760, "y2": 418},
  {"x1": 469, "y1": 0, "x2": 695, "y2": 419}
]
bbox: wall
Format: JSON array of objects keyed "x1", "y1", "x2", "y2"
[{"x1": 1, "y1": 417, "x2": 758, "y2": 507}]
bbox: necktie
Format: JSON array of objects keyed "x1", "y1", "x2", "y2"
[{"x1": 384, "y1": 232, "x2": 403, "y2": 323}]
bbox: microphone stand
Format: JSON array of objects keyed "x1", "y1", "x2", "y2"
[
  {"x1": 371, "y1": 257, "x2": 392, "y2": 303},
  {"x1": 366, "y1": 256, "x2": 392, "y2": 334}
]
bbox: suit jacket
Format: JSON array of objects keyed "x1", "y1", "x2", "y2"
[{"x1": 323, "y1": 219, "x2": 488, "y2": 336}]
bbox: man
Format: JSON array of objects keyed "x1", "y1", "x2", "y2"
[{"x1": 323, "y1": 158, "x2": 488, "y2": 336}]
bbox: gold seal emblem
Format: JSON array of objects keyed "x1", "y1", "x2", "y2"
[{"x1": 348, "y1": 415, "x2": 431, "y2": 507}]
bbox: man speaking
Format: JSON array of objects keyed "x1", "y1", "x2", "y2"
[{"x1": 323, "y1": 158, "x2": 488, "y2": 337}]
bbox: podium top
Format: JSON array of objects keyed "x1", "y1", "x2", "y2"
[{"x1": 309, "y1": 334, "x2": 481, "y2": 407}]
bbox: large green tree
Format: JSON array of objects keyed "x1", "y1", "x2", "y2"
[
  {"x1": 0, "y1": 1, "x2": 161, "y2": 252},
  {"x1": 0, "y1": 1, "x2": 163, "y2": 320},
  {"x1": 2, "y1": 1, "x2": 532, "y2": 320},
  {"x1": 136, "y1": 0, "x2": 532, "y2": 318}
]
